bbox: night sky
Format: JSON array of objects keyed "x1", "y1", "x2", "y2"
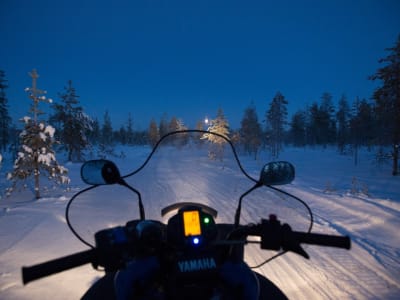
[{"x1": 1, "y1": 0, "x2": 399, "y2": 129}]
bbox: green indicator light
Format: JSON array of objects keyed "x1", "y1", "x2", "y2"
[{"x1": 204, "y1": 217, "x2": 210, "y2": 224}]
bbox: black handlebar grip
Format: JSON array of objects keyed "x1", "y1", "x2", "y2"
[
  {"x1": 294, "y1": 232, "x2": 351, "y2": 249},
  {"x1": 22, "y1": 249, "x2": 95, "y2": 285}
]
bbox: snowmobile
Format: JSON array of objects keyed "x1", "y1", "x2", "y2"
[{"x1": 21, "y1": 130, "x2": 351, "y2": 299}]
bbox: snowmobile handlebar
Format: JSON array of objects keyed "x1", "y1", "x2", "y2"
[
  {"x1": 22, "y1": 215, "x2": 350, "y2": 285},
  {"x1": 292, "y1": 231, "x2": 350, "y2": 249},
  {"x1": 22, "y1": 249, "x2": 95, "y2": 285}
]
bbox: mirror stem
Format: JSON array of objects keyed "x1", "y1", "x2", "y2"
[
  {"x1": 234, "y1": 182, "x2": 262, "y2": 227},
  {"x1": 119, "y1": 179, "x2": 146, "y2": 220}
]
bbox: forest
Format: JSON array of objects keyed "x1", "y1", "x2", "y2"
[{"x1": 0, "y1": 36, "x2": 399, "y2": 199}]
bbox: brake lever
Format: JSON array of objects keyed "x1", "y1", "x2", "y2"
[{"x1": 281, "y1": 223, "x2": 309, "y2": 259}]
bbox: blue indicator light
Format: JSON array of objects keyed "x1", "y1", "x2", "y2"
[{"x1": 192, "y1": 237, "x2": 200, "y2": 245}]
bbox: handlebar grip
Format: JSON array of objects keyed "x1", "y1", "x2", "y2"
[
  {"x1": 22, "y1": 249, "x2": 95, "y2": 285},
  {"x1": 294, "y1": 232, "x2": 351, "y2": 249}
]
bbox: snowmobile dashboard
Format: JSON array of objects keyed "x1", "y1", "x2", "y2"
[{"x1": 166, "y1": 204, "x2": 218, "y2": 249}]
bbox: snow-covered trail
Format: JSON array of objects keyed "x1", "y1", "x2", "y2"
[
  {"x1": 262, "y1": 186, "x2": 400, "y2": 299},
  {"x1": 0, "y1": 144, "x2": 399, "y2": 299},
  {"x1": 136, "y1": 148, "x2": 400, "y2": 299}
]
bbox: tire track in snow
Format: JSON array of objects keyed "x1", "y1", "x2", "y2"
[{"x1": 281, "y1": 186, "x2": 400, "y2": 298}]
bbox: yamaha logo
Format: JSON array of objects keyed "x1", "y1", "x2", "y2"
[{"x1": 178, "y1": 257, "x2": 217, "y2": 272}]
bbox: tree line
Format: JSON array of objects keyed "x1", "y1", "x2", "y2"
[{"x1": 0, "y1": 35, "x2": 399, "y2": 182}]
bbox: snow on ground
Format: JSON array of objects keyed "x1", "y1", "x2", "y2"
[{"x1": 0, "y1": 143, "x2": 399, "y2": 299}]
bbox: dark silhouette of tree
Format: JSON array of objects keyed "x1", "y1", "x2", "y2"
[
  {"x1": 265, "y1": 92, "x2": 288, "y2": 158},
  {"x1": 336, "y1": 95, "x2": 351, "y2": 154},
  {"x1": 51, "y1": 80, "x2": 92, "y2": 162},
  {"x1": 289, "y1": 110, "x2": 307, "y2": 147},
  {"x1": 116, "y1": 125, "x2": 127, "y2": 145},
  {"x1": 0, "y1": 70, "x2": 11, "y2": 152},
  {"x1": 306, "y1": 102, "x2": 320, "y2": 145},
  {"x1": 240, "y1": 102, "x2": 262, "y2": 159},
  {"x1": 306, "y1": 93, "x2": 336, "y2": 147},
  {"x1": 126, "y1": 113, "x2": 134, "y2": 145},
  {"x1": 148, "y1": 119, "x2": 160, "y2": 147},
  {"x1": 349, "y1": 98, "x2": 376, "y2": 165},
  {"x1": 88, "y1": 118, "x2": 100, "y2": 145},
  {"x1": 101, "y1": 110, "x2": 113, "y2": 145},
  {"x1": 369, "y1": 35, "x2": 400, "y2": 175},
  {"x1": 320, "y1": 92, "x2": 337, "y2": 146}
]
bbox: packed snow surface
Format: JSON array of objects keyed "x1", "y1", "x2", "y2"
[{"x1": 0, "y1": 144, "x2": 399, "y2": 299}]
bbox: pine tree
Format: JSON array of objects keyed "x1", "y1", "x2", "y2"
[
  {"x1": 266, "y1": 92, "x2": 288, "y2": 159},
  {"x1": 369, "y1": 35, "x2": 400, "y2": 175},
  {"x1": 336, "y1": 95, "x2": 351, "y2": 154},
  {"x1": 159, "y1": 113, "x2": 169, "y2": 137},
  {"x1": 0, "y1": 70, "x2": 11, "y2": 152},
  {"x1": 289, "y1": 110, "x2": 307, "y2": 147},
  {"x1": 126, "y1": 113, "x2": 134, "y2": 145},
  {"x1": 148, "y1": 119, "x2": 160, "y2": 147},
  {"x1": 193, "y1": 120, "x2": 206, "y2": 145},
  {"x1": 101, "y1": 110, "x2": 113, "y2": 145},
  {"x1": 349, "y1": 98, "x2": 375, "y2": 165},
  {"x1": 167, "y1": 117, "x2": 188, "y2": 147},
  {"x1": 306, "y1": 94, "x2": 336, "y2": 147},
  {"x1": 95, "y1": 110, "x2": 115, "y2": 157},
  {"x1": 319, "y1": 92, "x2": 337, "y2": 146},
  {"x1": 88, "y1": 118, "x2": 101, "y2": 145},
  {"x1": 116, "y1": 125, "x2": 127, "y2": 145},
  {"x1": 240, "y1": 102, "x2": 262, "y2": 159},
  {"x1": 51, "y1": 80, "x2": 92, "y2": 161},
  {"x1": 202, "y1": 107, "x2": 230, "y2": 160},
  {"x1": 168, "y1": 116, "x2": 180, "y2": 132},
  {"x1": 7, "y1": 70, "x2": 69, "y2": 199},
  {"x1": 306, "y1": 102, "x2": 320, "y2": 145}
]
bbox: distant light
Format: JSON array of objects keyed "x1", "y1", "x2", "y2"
[
  {"x1": 204, "y1": 117, "x2": 209, "y2": 124},
  {"x1": 192, "y1": 237, "x2": 200, "y2": 245}
]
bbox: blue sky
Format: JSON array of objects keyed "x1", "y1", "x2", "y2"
[{"x1": 1, "y1": 0, "x2": 399, "y2": 129}]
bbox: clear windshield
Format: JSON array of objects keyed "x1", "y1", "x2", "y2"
[{"x1": 68, "y1": 131, "x2": 311, "y2": 264}]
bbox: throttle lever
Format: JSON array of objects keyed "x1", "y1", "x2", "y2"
[{"x1": 281, "y1": 223, "x2": 309, "y2": 259}]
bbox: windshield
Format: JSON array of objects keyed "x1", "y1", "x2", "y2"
[{"x1": 68, "y1": 131, "x2": 311, "y2": 264}]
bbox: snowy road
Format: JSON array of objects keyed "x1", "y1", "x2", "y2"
[{"x1": 0, "y1": 143, "x2": 399, "y2": 299}]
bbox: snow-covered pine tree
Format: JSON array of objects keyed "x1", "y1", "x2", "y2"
[
  {"x1": 0, "y1": 70, "x2": 12, "y2": 152},
  {"x1": 7, "y1": 70, "x2": 69, "y2": 199},
  {"x1": 202, "y1": 107, "x2": 230, "y2": 160},
  {"x1": 168, "y1": 116, "x2": 188, "y2": 147},
  {"x1": 51, "y1": 80, "x2": 92, "y2": 162}
]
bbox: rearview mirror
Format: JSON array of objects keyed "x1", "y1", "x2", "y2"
[
  {"x1": 81, "y1": 159, "x2": 122, "y2": 185},
  {"x1": 259, "y1": 161, "x2": 295, "y2": 186}
]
